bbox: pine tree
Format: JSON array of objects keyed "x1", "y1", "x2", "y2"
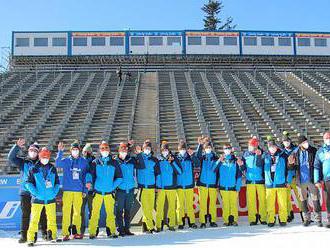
[{"x1": 202, "y1": 0, "x2": 236, "y2": 30}]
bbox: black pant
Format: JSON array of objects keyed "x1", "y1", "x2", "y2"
[
  {"x1": 21, "y1": 195, "x2": 47, "y2": 234},
  {"x1": 115, "y1": 189, "x2": 135, "y2": 232},
  {"x1": 81, "y1": 193, "x2": 94, "y2": 234},
  {"x1": 325, "y1": 181, "x2": 330, "y2": 214}
]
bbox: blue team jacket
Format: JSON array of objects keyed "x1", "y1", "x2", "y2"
[
  {"x1": 26, "y1": 162, "x2": 60, "y2": 204},
  {"x1": 55, "y1": 151, "x2": 90, "y2": 193}
]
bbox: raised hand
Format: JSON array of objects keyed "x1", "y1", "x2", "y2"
[
  {"x1": 135, "y1": 145, "x2": 142, "y2": 154},
  {"x1": 16, "y1": 138, "x2": 26, "y2": 148},
  {"x1": 58, "y1": 142, "x2": 64, "y2": 151},
  {"x1": 237, "y1": 158, "x2": 244, "y2": 166},
  {"x1": 288, "y1": 155, "x2": 295, "y2": 165}
]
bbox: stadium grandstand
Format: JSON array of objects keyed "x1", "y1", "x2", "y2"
[{"x1": 1, "y1": 29, "x2": 330, "y2": 174}]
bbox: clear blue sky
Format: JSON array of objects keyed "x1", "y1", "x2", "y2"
[{"x1": 1, "y1": 0, "x2": 330, "y2": 53}]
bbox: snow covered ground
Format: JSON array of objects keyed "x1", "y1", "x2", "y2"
[{"x1": 1, "y1": 214, "x2": 329, "y2": 248}]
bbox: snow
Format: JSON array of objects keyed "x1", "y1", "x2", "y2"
[{"x1": 0, "y1": 215, "x2": 328, "y2": 247}]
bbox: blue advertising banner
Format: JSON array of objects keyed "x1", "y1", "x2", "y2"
[{"x1": 0, "y1": 175, "x2": 21, "y2": 230}]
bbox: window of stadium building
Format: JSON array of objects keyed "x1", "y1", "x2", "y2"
[
  {"x1": 34, "y1": 38, "x2": 48, "y2": 47},
  {"x1": 188, "y1": 36, "x2": 202, "y2": 45},
  {"x1": 298, "y1": 38, "x2": 311, "y2": 46},
  {"x1": 73, "y1": 37, "x2": 88, "y2": 46},
  {"x1": 91, "y1": 37, "x2": 106, "y2": 46},
  {"x1": 149, "y1": 37, "x2": 163, "y2": 46},
  {"x1": 244, "y1": 37, "x2": 257, "y2": 46},
  {"x1": 131, "y1": 37, "x2": 145, "y2": 46},
  {"x1": 15, "y1": 38, "x2": 29, "y2": 47},
  {"x1": 223, "y1": 37, "x2": 237, "y2": 46},
  {"x1": 167, "y1": 37, "x2": 181, "y2": 46},
  {"x1": 52, "y1": 37, "x2": 66, "y2": 47},
  {"x1": 206, "y1": 36, "x2": 220, "y2": 45},
  {"x1": 314, "y1": 38, "x2": 327, "y2": 47},
  {"x1": 278, "y1": 37, "x2": 292, "y2": 46},
  {"x1": 110, "y1": 37, "x2": 124, "y2": 46},
  {"x1": 261, "y1": 37, "x2": 274, "y2": 46}
]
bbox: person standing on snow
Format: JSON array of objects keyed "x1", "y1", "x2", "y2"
[
  {"x1": 214, "y1": 144, "x2": 242, "y2": 226},
  {"x1": 289, "y1": 135, "x2": 322, "y2": 227},
  {"x1": 115, "y1": 142, "x2": 144, "y2": 236},
  {"x1": 314, "y1": 131, "x2": 330, "y2": 228},
  {"x1": 195, "y1": 137, "x2": 219, "y2": 228},
  {"x1": 88, "y1": 141, "x2": 123, "y2": 239},
  {"x1": 55, "y1": 140, "x2": 90, "y2": 240},
  {"x1": 135, "y1": 139, "x2": 160, "y2": 233},
  {"x1": 155, "y1": 141, "x2": 182, "y2": 232},
  {"x1": 26, "y1": 148, "x2": 60, "y2": 246},
  {"x1": 239, "y1": 136, "x2": 267, "y2": 226},
  {"x1": 7, "y1": 139, "x2": 47, "y2": 243},
  {"x1": 176, "y1": 140, "x2": 199, "y2": 229}
]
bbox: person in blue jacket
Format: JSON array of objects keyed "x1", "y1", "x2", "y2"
[
  {"x1": 195, "y1": 136, "x2": 219, "y2": 228},
  {"x1": 281, "y1": 131, "x2": 301, "y2": 222},
  {"x1": 314, "y1": 131, "x2": 330, "y2": 228},
  {"x1": 155, "y1": 141, "x2": 182, "y2": 232},
  {"x1": 26, "y1": 147, "x2": 60, "y2": 246},
  {"x1": 240, "y1": 136, "x2": 267, "y2": 226},
  {"x1": 55, "y1": 140, "x2": 90, "y2": 240},
  {"x1": 213, "y1": 144, "x2": 242, "y2": 226},
  {"x1": 176, "y1": 140, "x2": 199, "y2": 229},
  {"x1": 135, "y1": 139, "x2": 160, "y2": 233},
  {"x1": 88, "y1": 141, "x2": 123, "y2": 239},
  {"x1": 115, "y1": 142, "x2": 144, "y2": 237},
  {"x1": 7, "y1": 138, "x2": 47, "y2": 243},
  {"x1": 263, "y1": 140, "x2": 290, "y2": 227}
]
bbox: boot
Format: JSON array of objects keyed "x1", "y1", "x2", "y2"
[
  {"x1": 18, "y1": 231, "x2": 27, "y2": 243},
  {"x1": 210, "y1": 222, "x2": 218, "y2": 227},
  {"x1": 187, "y1": 217, "x2": 197, "y2": 228},
  {"x1": 71, "y1": 225, "x2": 77, "y2": 236},
  {"x1": 200, "y1": 223, "x2": 206, "y2": 228},
  {"x1": 106, "y1": 227, "x2": 118, "y2": 238},
  {"x1": 41, "y1": 231, "x2": 48, "y2": 240},
  {"x1": 73, "y1": 234, "x2": 83, "y2": 239},
  {"x1": 62, "y1": 235, "x2": 70, "y2": 241},
  {"x1": 326, "y1": 216, "x2": 330, "y2": 229},
  {"x1": 229, "y1": 215, "x2": 234, "y2": 225},
  {"x1": 142, "y1": 222, "x2": 148, "y2": 233},
  {"x1": 124, "y1": 229, "x2": 134, "y2": 236},
  {"x1": 47, "y1": 230, "x2": 56, "y2": 242}
]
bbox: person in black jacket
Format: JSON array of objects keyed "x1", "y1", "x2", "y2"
[{"x1": 290, "y1": 135, "x2": 322, "y2": 227}]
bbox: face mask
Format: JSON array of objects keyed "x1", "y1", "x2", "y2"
[
  {"x1": 28, "y1": 151, "x2": 38, "y2": 159},
  {"x1": 119, "y1": 152, "x2": 127, "y2": 158},
  {"x1": 179, "y1": 150, "x2": 186, "y2": 157},
  {"x1": 205, "y1": 148, "x2": 212, "y2": 154},
  {"x1": 248, "y1": 146, "x2": 256, "y2": 152},
  {"x1": 302, "y1": 142, "x2": 309, "y2": 150},
  {"x1": 144, "y1": 149, "x2": 151, "y2": 155},
  {"x1": 283, "y1": 141, "x2": 290, "y2": 148},
  {"x1": 71, "y1": 150, "x2": 79, "y2": 158},
  {"x1": 269, "y1": 147, "x2": 277, "y2": 155},
  {"x1": 40, "y1": 158, "x2": 49, "y2": 165},
  {"x1": 224, "y1": 149, "x2": 231, "y2": 155},
  {"x1": 162, "y1": 151, "x2": 169, "y2": 157},
  {"x1": 101, "y1": 151, "x2": 109, "y2": 158},
  {"x1": 325, "y1": 139, "x2": 330, "y2": 146}
]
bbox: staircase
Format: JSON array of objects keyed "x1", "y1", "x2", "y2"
[{"x1": 131, "y1": 72, "x2": 158, "y2": 149}]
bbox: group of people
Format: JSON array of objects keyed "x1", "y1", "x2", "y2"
[{"x1": 7, "y1": 130, "x2": 330, "y2": 246}]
